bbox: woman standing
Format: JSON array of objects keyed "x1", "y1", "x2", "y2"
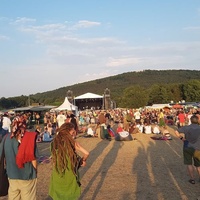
[
  {"x1": 158, "y1": 109, "x2": 165, "y2": 127},
  {"x1": 49, "y1": 123, "x2": 89, "y2": 200}
]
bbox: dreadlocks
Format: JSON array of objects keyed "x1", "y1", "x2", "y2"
[{"x1": 51, "y1": 122, "x2": 78, "y2": 175}]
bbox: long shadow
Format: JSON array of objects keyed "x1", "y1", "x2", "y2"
[
  {"x1": 132, "y1": 133, "x2": 199, "y2": 199},
  {"x1": 79, "y1": 139, "x2": 111, "y2": 178},
  {"x1": 79, "y1": 140, "x2": 121, "y2": 199}
]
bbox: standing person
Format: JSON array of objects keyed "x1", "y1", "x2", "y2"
[
  {"x1": 49, "y1": 122, "x2": 89, "y2": 200},
  {"x1": 70, "y1": 114, "x2": 79, "y2": 135},
  {"x1": 0, "y1": 114, "x2": 3, "y2": 142},
  {"x1": 178, "y1": 110, "x2": 186, "y2": 127},
  {"x1": 158, "y1": 109, "x2": 165, "y2": 127},
  {"x1": 175, "y1": 115, "x2": 200, "y2": 184},
  {"x1": 134, "y1": 109, "x2": 141, "y2": 124},
  {"x1": 35, "y1": 112, "x2": 40, "y2": 125},
  {"x1": 56, "y1": 111, "x2": 66, "y2": 128},
  {"x1": 0, "y1": 115, "x2": 38, "y2": 199},
  {"x1": 1, "y1": 113, "x2": 11, "y2": 138}
]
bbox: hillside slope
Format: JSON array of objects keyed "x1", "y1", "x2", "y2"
[{"x1": 32, "y1": 69, "x2": 200, "y2": 103}]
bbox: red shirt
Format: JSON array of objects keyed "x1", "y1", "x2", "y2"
[{"x1": 178, "y1": 113, "x2": 185, "y2": 123}]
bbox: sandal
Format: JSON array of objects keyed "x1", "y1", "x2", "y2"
[{"x1": 189, "y1": 179, "x2": 195, "y2": 184}]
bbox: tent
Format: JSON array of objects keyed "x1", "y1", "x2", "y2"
[
  {"x1": 12, "y1": 105, "x2": 56, "y2": 112},
  {"x1": 146, "y1": 104, "x2": 171, "y2": 110},
  {"x1": 55, "y1": 97, "x2": 77, "y2": 111},
  {"x1": 74, "y1": 92, "x2": 103, "y2": 110},
  {"x1": 172, "y1": 104, "x2": 183, "y2": 109},
  {"x1": 74, "y1": 92, "x2": 103, "y2": 100}
]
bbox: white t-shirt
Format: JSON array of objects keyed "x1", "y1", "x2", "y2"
[
  {"x1": 134, "y1": 111, "x2": 141, "y2": 120},
  {"x1": 144, "y1": 125, "x2": 152, "y2": 134},
  {"x1": 153, "y1": 126, "x2": 160, "y2": 134},
  {"x1": 57, "y1": 114, "x2": 66, "y2": 128},
  {"x1": 2, "y1": 116, "x2": 11, "y2": 131}
]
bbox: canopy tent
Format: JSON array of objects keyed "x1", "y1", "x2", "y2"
[
  {"x1": 192, "y1": 102, "x2": 200, "y2": 108},
  {"x1": 12, "y1": 105, "x2": 56, "y2": 112},
  {"x1": 146, "y1": 104, "x2": 171, "y2": 110},
  {"x1": 172, "y1": 104, "x2": 184, "y2": 109},
  {"x1": 55, "y1": 97, "x2": 77, "y2": 111}
]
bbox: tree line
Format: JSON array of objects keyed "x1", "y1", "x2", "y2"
[{"x1": 1, "y1": 79, "x2": 200, "y2": 110}]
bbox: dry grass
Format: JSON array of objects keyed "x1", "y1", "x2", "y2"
[{"x1": 1, "y1": 126, "x2": 200, "y2": 200}]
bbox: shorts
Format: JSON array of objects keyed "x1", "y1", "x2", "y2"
[
  {"x1": 183, "y1": 147, "x2": 200, "y2": 167},
  {"x1": 179, "y1": 122, "x2": 185, "y2": 126}
]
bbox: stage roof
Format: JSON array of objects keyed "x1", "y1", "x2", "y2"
[{"x1": 74, "y1": 92, "x2": 103, "y2": 100}]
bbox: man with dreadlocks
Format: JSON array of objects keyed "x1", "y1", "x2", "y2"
[
  {"x1": 49, "y1": 122, "x2": 89, "y2": 200},
  {"x1": 0, "y1": 114, "x2": 38, "y2": 200}
]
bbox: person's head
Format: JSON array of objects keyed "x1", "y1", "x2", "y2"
[{"x1": 190, "y1": 115, "x2": 199, "y2": 124}]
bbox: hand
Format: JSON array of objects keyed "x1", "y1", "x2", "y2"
[{"x1": 81, "y1": 160, "x2": 87, "y2": 167}]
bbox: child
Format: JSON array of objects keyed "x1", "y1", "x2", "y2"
[
  {"x1": 42, "y1": 127, "x2": 53, "y2": 142},
  {"x1": 162, "y1": 126, "x2": 172, "y2": 140}
]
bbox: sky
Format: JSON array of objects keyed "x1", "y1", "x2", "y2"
[{"x1": 0, "y1": 0, "x2": 200, "y2": 98}]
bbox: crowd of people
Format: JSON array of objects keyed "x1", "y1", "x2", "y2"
[
  {"x1": 0, "y1": 106, "x2": 200, "y2": 199},
  {"x1": 0, "y1": 112, "x2": 89, "y2": 200}
]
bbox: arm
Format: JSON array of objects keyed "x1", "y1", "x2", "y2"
[
  {"x1": 75, "y1": 141, "x2": 89, "y2": 166},
  {"x1": 175, "y1": 130, "x2": 185, "y2": 140},
  {"x1": 32, "y1": 159, "x2": 37, "y2": 169}
]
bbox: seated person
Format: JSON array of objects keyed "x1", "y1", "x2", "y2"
[
  {"x1": 144, "y1": 123, "x2": 152, "y2": 134},
  {"x1": 162, "y1": 126, "x2": 172, "y2": 140},
  {"x1": 86, "y1": 122, "x2": 97, "y2": 137},
  {"x1": 42, "y1": 127, "x2": 53, "y2": 142},
  {"x1": 116, "y1": 122, "x2": 124, "y2": 133},
  {"x1": 35, "y1": 125, "x2": 42, "y2": 142},
  {"x1": 136, "y1": 123, "x2": 144, "y2": 133},
  {"x1": 129, "y1": 122, "x2": 139, "y2": 134},
  {"x1": 152, "y1": 124, "x2": 160, "y2": 134},
  {"x1": 115, "y1": 123, "x2": 134, "y2": 141},
  {"x1": 87, "y1": 127, "x2": 94, "y2": 136},
  {"x1": 162, "y1": 126, "x2": 170, "y2": 135}
]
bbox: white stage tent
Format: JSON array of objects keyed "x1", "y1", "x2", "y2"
[
  {"x1": 74, "y1": 92, "x2": 103, "y2": 100},
  {"x1": 55, "y1": 97, "x2": 77, "y2": 111},
  {"x1": 74, "y1": 92, "x2": 103, "y2": 110}
]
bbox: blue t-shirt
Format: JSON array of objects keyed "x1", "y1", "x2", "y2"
[{"x1": 0, "y1": 133, "x2": 38, "y2": 180}]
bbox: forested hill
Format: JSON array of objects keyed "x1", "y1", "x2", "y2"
[
  {"x1": 32, "y1": 69, "x2": 200, "y2": 103},
  {"x1": 1, "y1": 69, "x2": 200, "y2": 109}
]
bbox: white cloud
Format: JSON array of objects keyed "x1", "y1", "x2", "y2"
[
  {"x1": 1, "y1": 16, "x2": 200, "y2": 98},
  {"x1": 0, "y1": 35, "x2": 9, "y2": 40},
  {"x1": 72, "y1": 20, "x2": 101, "y2": 29},
  {"x1": 106, "y1": 57, "x2": 140, "y2": 67},
  {"x1": 14, "y1": 17, "x2": 36, "y2": 24}
]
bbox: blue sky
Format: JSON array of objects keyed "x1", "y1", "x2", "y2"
[{"x1": 0, "y1": 0, "x2": 200, "y2": 98}]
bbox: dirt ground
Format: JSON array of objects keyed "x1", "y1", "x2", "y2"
[{"x1": 1, "y1": 126, "x2": 200, "y2": 200}]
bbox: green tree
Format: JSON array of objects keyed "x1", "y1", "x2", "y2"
[
  {"x1": 0, "y1": 97, "x2": 11, "y2": 109},
  {"x1": 182, "y1": 80, "x2": 200, "y2": 102},
  {"x1": 148, "y1": 84, "x2": 169, "y2": 104},
  {"x1": 119, "y1": 85, "x2": 148, "y2": 108},
  {"x1": 166, "y1": 83, "x2": 182, "y2": 103}
]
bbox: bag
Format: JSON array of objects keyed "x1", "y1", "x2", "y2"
[
  {"x1": 0, "y1": 136, "x2": 9, "y2": 197},
  {"x1": 194, "y1": 150, "x2": 200, "y2": 160},
  {"x1": 115, "y1": 131, "x2": 133, "y2": 141}
]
